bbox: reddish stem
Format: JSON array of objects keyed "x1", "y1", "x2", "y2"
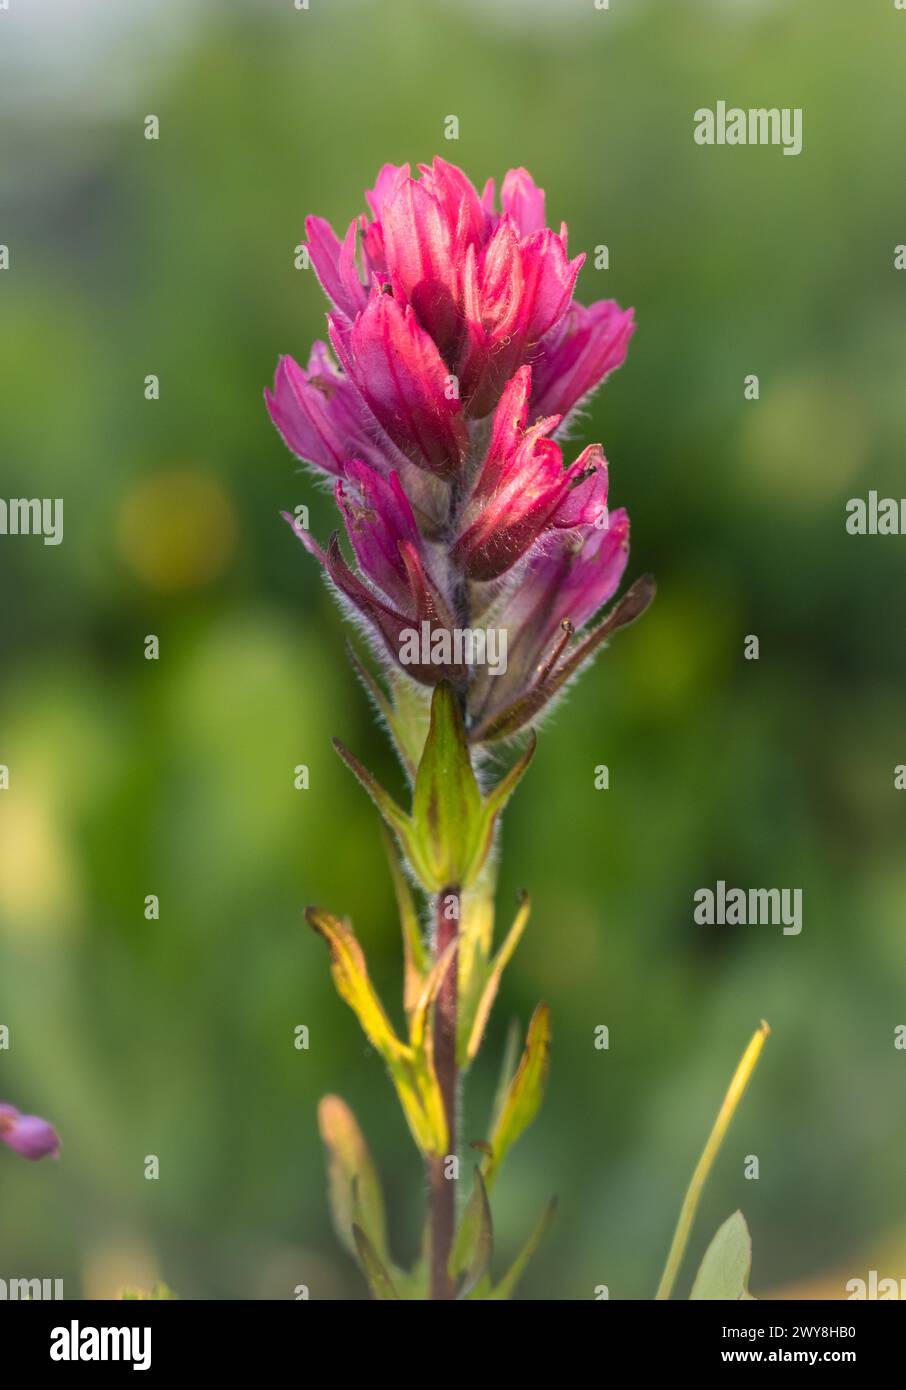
[{"x1": 429, "y1": 885, "x2": 459, "y2": 1300}]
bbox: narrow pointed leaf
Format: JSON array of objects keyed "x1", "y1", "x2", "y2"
[
  {"x1": 352, "y1": 1224, "x2": 401, "y2": 1300},
  {"x1": 489, "y1": 1197, "x2": 558, "y2": 1300},
  {"x1": 464, "y1": 734, "x2": 536, "y2": 883},
  {"x1": 464, "y1": 891, "x2": 531, "y2": 1061},
  {"x1": 409, "y1": 937, "x2": 459, "y2": 1053},
  {"x1": 450, "y1": 1169, "x2": 493, "y2": 1296},
  {"x1": 306, "y1": 908, "x2": 444, "y2": 1154},
  {"x1": 306, "y1": 908, "x2": 406, "y2": 1060},
  {"x1": 345, "y1": 643, "x2": 428, "y2": 783},
  {"x1": 456, "y1": 872, "x2": 498, "y2": 1049},
  {"x1": 318, "y1": 1095, "x2": 387, "y2": 1261},
  {"x1": 332, "y1": 737, "x2": 412, "y2": 843},
  {"x1": 483, "y1": 1003, "x2": 551, "y2": 1190},
  {"x1": 406, "y1": 939, "x2": 457, "y2": 1156},
  {"x1": 387, "y1": 669, "x2": 433, "y2": 779},
  {"x1": 382, "y1": 825, "x2": 430, "y2": 1015},
  {"x1": 490, "y1": 1019, "x2": 522, "y2": 1132}
]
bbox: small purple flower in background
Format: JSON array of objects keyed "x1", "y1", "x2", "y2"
[
  {"x1": 267, "y1": 157, "x2": 652, "y2": 735},
  {"x1": 0, "y1": 1102, "x2": 60, "y2": 1161}
]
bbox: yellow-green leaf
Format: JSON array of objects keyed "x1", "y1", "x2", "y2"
[
  {"x1": 306, "y1": 908, "x2": 405, "y2": 1061},
  {"x1": 307, "y1": 908, "x2": 446, "y2": 1155},
  {"x1": 409, "y1": 937, "x2": 458, "y2": 1055},
  {"x1": 450, "y1": 1169, "x2": 493, "y2": 1295},
  {"x1": 456, "y1": 873, "x2": 497, "y2": 1058},
  {"x1": 463, "y1": 892, "x2": 531, "y2": 1062},
  {"x1": 352, "y1": 1224, "x2": 401, "y2": 1300},
  {"x1": 489, "y1": 1019, "x2": 522, "y2": 1131},
  {"x1": 318, "y1": 1095, "x2": 387, "y2": 1261},
  {"x1": 483, "y1": 1003, "x2": 551, "y2": 1191}
]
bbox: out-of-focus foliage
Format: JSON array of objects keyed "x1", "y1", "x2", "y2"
[{"x1": 1, "y1": 0, "x2": 904, "y2": 1298}]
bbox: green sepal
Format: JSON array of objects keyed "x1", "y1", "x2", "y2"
[
  {"x1": 333, "y1": 682, "x2": 535, "y2": 893},
  {"x1": 411, "y1": 682, "x2": 483, "y2": 888}
]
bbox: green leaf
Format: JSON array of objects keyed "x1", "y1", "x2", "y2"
[
  {"x1": 463, "y1": 734, "x2": 536, "y2": 885},
  {"x1": 306, "y1": 908, "x2": 406, "y2": 1061},
  {"x1": 317, "y1": 1095, "x2": 387, "y2": 1262},
  {"x1": 455, "y1": 870, "x2": 498, "y2": 1056},
  {"x1": 382, "y1": 825, "x2": 430, "y2": 1015},
  {"x1": 489, "y1": 1019, "x2": 522, "y2": 1132},
  {"x1": 331, "y1": 738, "x2": 412, "y2": 844},
  {"x1": 352, "y1": 1224, "x2": 401, "y2": 1300},
  {"x1": 483, "y1": 1003, "x2": 551, "y2": 1191},
  {"x1": 489, "y1": 1198, "x2": 557, "y2": 1300},
  {"x1": 409, "y1": 938, "x2": 458, "y2": 1056},
  {"x1": 689, "y1": 1211, "x2": 756, "y2": 1301},
  {"x1": 306, "y1": 908, "x2": 446, "y2": 1155},
  {"x1": 450, "y1": 1169, "x2": 493, "y2": 1296},
  {"x1": 345, "y1": 643, "x2": 431, "y2": 783},
  {"x1": 335, "y1": 684, "x2": 535, "y2": 893},
  {"x1": 406, "y1": 938, "x2": 457, "y2": 1154},
  {"x1": 462, "y1": 892, "x2": 531, "y2": 1062},
  {"x1": 387, "y1": 671, "x2": 433, "y2": 775}
]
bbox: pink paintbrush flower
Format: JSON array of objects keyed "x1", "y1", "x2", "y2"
[
  {"x1": 329, "y1": 290, "x2": 468, "y2": 478},
  {"x1": 267, "y1": 158, "x2": 652, "y2": 736},
  {"x1": 0, "y1": 1102, "x2": 60, "y2": 1161},
  {"x1": 451, "y1": 366, "x2": 607, "y2": 581}
]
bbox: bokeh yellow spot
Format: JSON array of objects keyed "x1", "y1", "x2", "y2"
[
  {"x1": 82, "y1": 1239, "x2": 162, "y2": 1301},
  {"x1": 0, "y1": 793, "x2": 80, "y2": 938},
  {"x1": 117, "y1": 471, "x2": 237, "y2": 593}
]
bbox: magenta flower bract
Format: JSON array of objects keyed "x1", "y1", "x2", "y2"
[
  {"x1": 0, "y1": 1102, "x2": 60, "y2": 1161},
  {"x1": 268, "y1": 158, "x2": 653, "y2": 740}
]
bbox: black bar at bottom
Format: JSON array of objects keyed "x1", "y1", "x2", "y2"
[{"x1": 0, "y1": 1297, "x2": 899, "y2": 1374}]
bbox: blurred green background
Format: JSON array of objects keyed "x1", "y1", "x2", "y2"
[{"x1": 1, "y1": 0, "x2": 905, "y2": 1300}]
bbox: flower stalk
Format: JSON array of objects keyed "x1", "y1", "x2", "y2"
[
  {"x1": 655, "y1": 1021, "x2": 770, "y2": 1301},
  {"x1": 430, "y1": 885, "x2": 460, "y2": 1301},
  {"x1": 268, "y1": 158, "x2": 653, "y2": 1299}
]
